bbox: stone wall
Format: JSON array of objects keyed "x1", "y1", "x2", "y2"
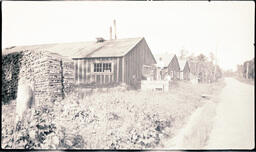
[{"x1": 2, "y1": 50, "x2": 75, "y2": 105}]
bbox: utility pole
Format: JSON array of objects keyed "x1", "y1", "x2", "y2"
[
  {"x1": 214, "y1": 42, "x2": 219, "y2": 81},
  {"x1": 113, "y1": 20, "x2": 117, "y2": 40},
  {"x1": 246, "y1": 62, "x2": 249, "y2": 79}
]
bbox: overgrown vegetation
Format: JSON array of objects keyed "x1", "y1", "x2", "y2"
[{"x1": 1, "y1": 80, "x2": 225, "y2": 149}]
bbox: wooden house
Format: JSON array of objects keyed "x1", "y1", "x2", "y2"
[
  {"x1": 178, "y1": 59, "x2": 190, "y2": 80},
  {"x1": 72, "y1": 37, "x2": 157, "y2": 87},
  {"x1": 155, "y1": 53, "x2": 180, "y2": 80},
  {"x1": 4, "y1": 37, "x2": 156, "y2": 87}
]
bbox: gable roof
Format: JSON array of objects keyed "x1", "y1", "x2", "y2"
[
  {"x1": 177, "y1": 58, "x2": 188, "y2": 71},
  {"x1": 154, "y1": 53, "x2": 176, "y2": 68},
  {"x1": 2, "y1": 37, "x2": 144, "y2": 58}
]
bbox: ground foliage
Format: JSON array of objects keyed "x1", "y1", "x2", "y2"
[{"x1": 1, "y1": 80, "x2": 225, "y2": 149}]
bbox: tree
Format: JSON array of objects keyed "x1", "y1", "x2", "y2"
[
  {"x1": 187, "y1": 53, "x2": 195, "y2": 61},
  {"x1": 197, "y1": 54, "x2": 208, "y2": 62}
]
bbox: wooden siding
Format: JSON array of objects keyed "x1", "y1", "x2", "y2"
[
  {"x1": 167, "y1": 55, "x2": 180, "y2": 80},
  {"x1": 73, "y1": 38, "x2": 156, "y2": 86},
  {"x1": 123, "y1": 38, "x2": 156, "y2": 86},
  {"x1": 182, "y1": 62, "x2": 190, "y2": 80},
  {"x1": 74, "y1": 57, "x2": 122, "y2": 85}
]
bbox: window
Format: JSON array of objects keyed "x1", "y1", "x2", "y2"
[
  {"x1": 94, "y1": 63, "x2": 112, "y2": 73},
  {"x1": 103, "y1": 63, "x2": 112, "y2": 72},
  {"x1": 94, "y1": 63, "x2": 102, "y2": 72}
]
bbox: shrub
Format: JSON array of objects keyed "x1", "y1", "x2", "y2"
[{"x1": 2, "y1": 81, "x2": 224, "y2": 149}]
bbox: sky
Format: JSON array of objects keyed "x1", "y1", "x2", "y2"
[{"x1": 2, "y1": 1, "x2": 255, "y2": 71}]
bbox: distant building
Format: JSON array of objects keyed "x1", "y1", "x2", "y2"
[
  {"x1": 178, "y1": 58, "x2": 190, "y2": 80},
  {"x1": 188, "y1": 60, "x2": 221, "y2": 83},
  {"x1": 243, "y1": 58, "x2": 254, "y2": 79},
  {"x1": 155, "y1": 53, "x2": 180, "y2": 80}
]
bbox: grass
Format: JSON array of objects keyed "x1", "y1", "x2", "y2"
[{"x1": 1, "y1": 79, "x2": 225, "y2": 149}]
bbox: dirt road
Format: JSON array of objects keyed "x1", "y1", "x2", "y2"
[{"x1": 205, "y1": 77, "x2": 254, "y2": 149}]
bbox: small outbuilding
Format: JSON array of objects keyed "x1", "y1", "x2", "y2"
[
  {"x1": 178, "y1": 58, "x2": 190, "y2": 80},
  {"x1": 155, "y1": 53, "x2": 180, "y2": 80}
]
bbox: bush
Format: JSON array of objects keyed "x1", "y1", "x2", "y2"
[{"x1": 2, "y1": 81, "x2": 224, "y2": 149}]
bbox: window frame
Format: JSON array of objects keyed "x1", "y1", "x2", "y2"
[{"x1": 92, "y1": 61, "x2": 113, "y2": 74}]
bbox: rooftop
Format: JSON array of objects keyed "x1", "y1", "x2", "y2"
[
  {"x1": 2, "y1": 37, "x2": 144, "y2": 59},
  {"x1": 154, "y1": 53, "x2": 176, "y2": 67},
  {"x1": 177, "y1": 58, "x2": 188, "y2": 71}
]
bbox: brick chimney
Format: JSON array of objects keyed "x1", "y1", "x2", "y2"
[
  {"x1": 113, "y1": 19, "x2": 117, "y2": 40},
  {"x1": 110, "y1": 26, "x2": 112, "y2": 40}
]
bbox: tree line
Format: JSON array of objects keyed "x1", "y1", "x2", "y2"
[{"x1": 179, "y1": 50, "x2": 222, "y2": 83}]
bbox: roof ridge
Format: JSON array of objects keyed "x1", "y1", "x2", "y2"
[
  {"x1": 3, "y1": 37, "x2": 143, "y2": 51},
  {"x1": 3, "y1": 37, "x2": 147, "y2": 58}
]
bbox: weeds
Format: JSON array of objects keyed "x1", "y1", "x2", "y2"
[{"x1": 1, "y1": 81, "x2": 225, "y2": 149}]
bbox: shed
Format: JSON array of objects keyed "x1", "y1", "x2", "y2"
[
  {"x1": 72, "y1": 37, "x2": 157, "y2": 87},
  {"x1": 178, "y1": 58, "x2": 190, "y2": 80},
  {"x1": 155, "y1": 53, "x2": 180, "y2": 80}
]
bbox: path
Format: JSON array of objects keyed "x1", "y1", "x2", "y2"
[{"x1": 205, "y1": 78, "x2": 254, "y2": 149}]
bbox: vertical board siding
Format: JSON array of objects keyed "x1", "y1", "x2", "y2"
[
  {"x1": 75, "y1": 57, "x2": 121, "y2": 85},
  {"x1": 113, "y1": 58, "x2": 117, "y2": 82},
  {"x1": 81, "y1": 60, "x2": 84, "y2": 83},
  {"x1": 79, "y1": 60, "x2": 83, "y2": 84},
  {"x1": 126, "y1": 58, "x2": 128, "y2": 84},
  {"x1": 118, "y1": 58, "x2": 121, "y2": 82},
  {"x1": 106, "y1": 75, "x2": 109, "y2": 84},
  {"x1": 116, "y1": 58, "x2": 119, "y2": 82},
  {"x1": 88, "y1": 59, "x2": 91, "y2": 82},
  {"x1": 83, "y1": 60, "x2": 86, "y2": 83},
  {"x1": 77, "y1": 60, "x2": 80, "y2": 84},
  {"x1": 122, "y1": 57, "x2": 125, "y2": 83},
  {"x1": 110, "y1": 75, "x2": 113, "y2": 83},
  {"x1": 74, "y1": 60, "x2": 78, "y2": 83},
  {"x1": 73, "y1": 38, "x2": 156, "y2": 86},
  {"x1": 101, "y1": 75, "x2": 103, "y2": 84},
  {"x1": 168, "y1": 55, "x2": 180, "y2": 80},
  {"x1": 122, "y1": 38, "x2": 156, "y2": 86},
  {"x1": 112, "y1": 60, "x2": 114, "y2": 83}
]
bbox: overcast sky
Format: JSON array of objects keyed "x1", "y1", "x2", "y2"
[{"x1": 2, "y1": 1, "x2": 254, "y2": 71}]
